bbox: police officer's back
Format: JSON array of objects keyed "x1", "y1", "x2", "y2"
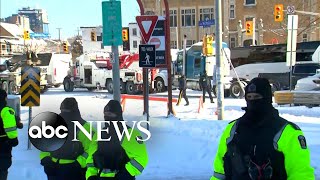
[
  {"x1": 210, "y1": 78, "x2": 314, "y2": 180},
  {"x1": 40, "y1": 98, "x2": 93, "y2": 180},
  {"x1": 199, "y1": 70, "x2": 214, "y2": 103},
  {"x1": 0, "y1": 89, "x2": 19, "y2": 180},
  {"x1": 86, "y1": 100, "x2": 148, "y2": 180}
]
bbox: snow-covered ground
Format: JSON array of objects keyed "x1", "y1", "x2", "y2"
[{"x1": 8, "y1": 88, "x2": 320, "y2": 180}]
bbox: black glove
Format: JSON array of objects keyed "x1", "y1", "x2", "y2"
[
  {"x1": 88, "y1": 176, "x2": 98, "y2": 180},
  {"x1": 41, "y1": 156, "x2": 55, "y2": 168},
  {"x1": 15, "y1": 116, "x2": 23, "y2": 129},
  {"x1": 116, "y1": 168, "x2": 135, "y2": 180},
  {"x1": 6, "y1": 138, "x2": 18, "y2": 147}
]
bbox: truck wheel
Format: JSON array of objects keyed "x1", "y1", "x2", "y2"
[
  {"x1": 126, "y1": 81, "x2": 136, "y2": 95},
  {"x1": 106, "y1": 79, "x2": 113, "y2": 94},
  {"x1": 8, "y1": 81, "x2": 17, "y2": 95},
  {"x1": 230, "y1": 82, "x2": 246, "y2": 98},
  {"x1": 1, "y1": 81, "x2": 9, "y2": 94},
  {"x1": 120, "y1": 81, "x2": 126, "y2": 94},
  {"x1": 63, "y1": 78, "x2": 74, "y2": 92},
  {"x1": 155, "y1": 78, "x2": 165, "y2": 92}
]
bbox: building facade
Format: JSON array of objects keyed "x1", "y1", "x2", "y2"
[
  {"x1": 4, "y1": 14, "x2": 31, "y2": 32},
  {"x1": 18, "y1": 7, "x2": 49, "y2": 35},
  {"x1": 141, "y1": 0, "x2": 320, "y2": 48},
  {"x1": 128, "y1": 22, "x2": 141, "y2": 53}
]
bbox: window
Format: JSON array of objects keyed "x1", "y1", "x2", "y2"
[
  {"x1": 245, "y1": 16, "x2": 254, "y2": 21},
  {"x1": 133, "y1": 41, "x2": 138, "y2": 48},
  {"x1": 1, "y1": 45, "x2": 5, "y2": 50},
  {"x1": 169, "y1": 10, "x2": 177, "y2": 27},
  {"x1": 302, "y1": 34, "x2": 308, "y2": 42},
  {"x1": 230, "y1": 37, "x2": 236, "y2": 48},
  {"x1": 245, "y1": 0, "x2": 256, "y2": 5},
  {"x1": 181, "y1": 9, "x2": 196, "y2": 27},
  {"x1": 6, "y1": 44, "x2": 11, "y2": 53},
  {"x1": 133, "y1": 28, "x2": 137, "y2": 36},
  {"x1": 182, "y1": 40, "x2": 196, "y2": 48},
  {"x1": 230, "y1": 5, "x2": 235, "y2": 19},
  {"x1": 200, "y1": 8, "x2": 214, "y2": 21},
  {"x1": 171, "y1": 41, "x2": 177, "y2": 49},
  {"x1": 97, "y1": 34, "x2": 102, "y2": 41},
  {"x1": 294, "y1": 64, "x2": 320, "y2": 74},
  {"x1": 101, "y1": 43, "x2": 104, "y2": 49}
]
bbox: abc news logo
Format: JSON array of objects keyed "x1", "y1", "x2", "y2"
[{"x1": 28, "y1": 112, "x2": 151, "y2": 152}]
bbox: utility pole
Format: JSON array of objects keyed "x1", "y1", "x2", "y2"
[
  {"x1": 57, "y1": 28, "x2": 62, "y2": 41},
  {"x1": 215, "y1": 0, "x2": 224, "y2": 120},
  {"x1": 183, "y1": 35, "x2": 187, "y2": 75}
]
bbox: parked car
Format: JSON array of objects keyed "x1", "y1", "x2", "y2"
[{"x1": 295, "y1": 74, "x2": 320, "y2": 91}]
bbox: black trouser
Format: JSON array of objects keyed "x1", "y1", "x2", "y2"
[
  {"x1": 177, "y1": 89, "x2": 189, "y2": 105},
  {"x1": 0, "y1": 157, "x2": 11, "y2": 180},
  {"x1": 202, "y1": 86, "x2": 213, "y2": 103},
  {"x1": 43, "y1": 162, "x2": 86, "y2": 180}
]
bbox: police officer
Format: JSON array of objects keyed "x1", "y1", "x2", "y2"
[
  {"x1": 199, "y1": 70, "x2": 214, "y2": 103},
  {"x1": 210, "y1": 78, "x2": 314, "y2": 180},
  {"x1": 176, "y1": 75, "x2": 189, "y2": 106},
  {"x1": 86, "y1": 100, "x2": 148, "y2": 180},
  {"x1": 40, "y1": 98, "x2": 94, "y2": 180},
  {"x1": 0, "y1": 89, "x2": 19, "y2": 180}
]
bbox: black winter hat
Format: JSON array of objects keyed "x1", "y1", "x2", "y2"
[
  {"x1": 104, "y1": 100, "x2": 123, "y2": 116},
  {"x1": 0, "y1": 89, "x2": 7, "y2": 101},
  {"x1": 60, "y1": 97, "x2": 79, "y2": 112},
  {"x1": 245, "y1": 77, "x2": 272, "y2": 103}
]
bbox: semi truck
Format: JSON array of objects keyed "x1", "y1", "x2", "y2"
[
  {"x1": 63, "y1": 52, "x2": 144, "y2": 94},
  {"x1": 154, "y1": 42, "x2": 233, "y2": 97}
]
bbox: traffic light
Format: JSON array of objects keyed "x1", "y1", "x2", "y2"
[
  {"x1": 206, "y1": 35, "x2": 214, "y2": 56},
  {"x1": 122, "y1": 28, "x2": 129, "y2": 41},
  {"x1": 274, "y1": 4, "x2": 284, "y2": 22},
  {"x1": 91, "y1": 31, "x2": 96, "y2": 41},
  {"x1": 24, "y1": 30, "x2": 30, "y2": 40},
  {"x1": 245, "y1": 21, "x2": 253, "y2": 36},
  {"x1": 63, "y1": 42, "x2": 68, "y2": 53},
  {"x1": 202, "y1": 35, "x2": 207, "y2": 56}
]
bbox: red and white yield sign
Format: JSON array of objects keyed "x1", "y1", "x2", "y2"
[{"x1": 136, "y1": 15, "x2": 158, "y2": 43}]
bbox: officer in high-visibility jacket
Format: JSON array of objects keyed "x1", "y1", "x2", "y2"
[
  {"x1": 210, "y1": 78, "x2": 314, "y2": 180},
  {"x1": 40, "y1": 98, "x2": 95, "y2": 180},
  {"x1": 0, "y1": 89, "x2": 19, "y2": 180},
  {"x1": 86, "y1": 100, "x2": 148, "y2": 180}
]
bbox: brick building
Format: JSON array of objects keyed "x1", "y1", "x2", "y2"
[{"x1": 141, "y1": 0, "x2": 320, "y2": 48}]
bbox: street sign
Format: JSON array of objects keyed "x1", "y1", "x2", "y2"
[
  {"x1": 287, "y1": 5, "x2": 295, "y2": 14},
  {"x1": 102, "y1": 1, "x2": 122, "y2": 46},
  {"x1": 148, "y1": 17, "x2": 166, "y2": 67},
  {"x1": 139, "y1": 45, "x2": 156, "y2": 68},
  {"x1": 20, "y1": 66, "x2": 40, "y2": 106},
  {"x1": 136, "y1": 15, "x2": 158, "y2": 43},
  {"x1": 199, "y1": 19, "x2": 215, "y2": 28}
]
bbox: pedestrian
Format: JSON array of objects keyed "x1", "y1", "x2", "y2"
[
  {"x1": 40, "y1": 97, "x2": 93, "y2": 180},
  {"x1": 199, "y1": 70, "x2": 214, "y2": 103},
  {"x1": 210, "y1": 77, "x2": 314, "y2": 180},
  {"x1": 176, "y1": 75, "x2": 189, "y2": 106},
  {"x1": 86, "y1": 100, "x2": 148, "y2": 180},
  {"x1": 0, "y1": 89, "x2": 19, "y2": 180}
]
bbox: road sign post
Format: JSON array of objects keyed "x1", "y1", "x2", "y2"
[
  {"x1": 136, "y1": 15, "x2": 158, "y2": 120},
  {"x1": 287, "y1": 15, "x2": 299, "y2": 91},
  {"x1": 20, "y1": 66, "x2": 40, "y2": 150},
  {"x1": 139, "y1": 45, "x2": 156, "y2": 130},
  {"x1": 102, "y1": 0, "x2": 122, "y2": 102}
]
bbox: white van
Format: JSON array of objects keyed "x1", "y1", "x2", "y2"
[{"x1": 36, "y1": 53, "x2": 72, "y2": 88}]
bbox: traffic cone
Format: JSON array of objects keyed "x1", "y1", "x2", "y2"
[
  {"x1": 120, "y1": 97, "x2": 126, "y2": 112},
  {"x1": 198, "y1": 96, "x2": 204, "y2": 113}
]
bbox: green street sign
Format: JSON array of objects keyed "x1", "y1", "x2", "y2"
[{"x1": 102, "y1": 1, "x2": 122, "y2": 46}]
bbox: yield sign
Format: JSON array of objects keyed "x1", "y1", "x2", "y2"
[{"x1": 136, "y1": 15, "x2": 158, "y2": 43}]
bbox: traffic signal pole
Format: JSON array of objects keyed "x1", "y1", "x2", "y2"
[{"x1": 215, "y1": 0, "x2": 224, "y2": 120}]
